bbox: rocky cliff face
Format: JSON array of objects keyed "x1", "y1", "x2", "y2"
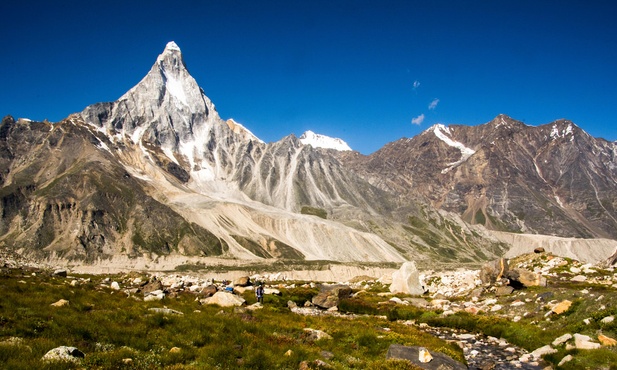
[
  {"x1": 0, "y1": 116, "x2": 226, "y2": 262},
  {"x1": 338, "y1": 115, "x2": 617, "y2": 239}
]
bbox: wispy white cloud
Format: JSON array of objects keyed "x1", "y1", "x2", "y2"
[
  {"x1": 413, "y1": 80, "x2": 420, "y2": 90},
  {"x1": 428, "y1": 98, "x2": 440, "y2": 110},
  {"x1": 411, "y1": 114, "x2": 425, "y2": 125}
]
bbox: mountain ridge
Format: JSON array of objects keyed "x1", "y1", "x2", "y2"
[{"x1": 1, "y1": 41, "x2": 615, "y2": 270}]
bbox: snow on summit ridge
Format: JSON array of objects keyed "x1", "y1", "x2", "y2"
[
  {"x1": 164, "y1": 41, "x2": 181, "y2": 52},
  {"x1": 299, "y1": 130, "x2": 352, "y2": 151}
]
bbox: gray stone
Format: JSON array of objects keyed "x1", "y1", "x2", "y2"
[
  {"x1": 552, "y1": 333, "x2": 572, "y2": 346},
  {"x1": 574, "y1": 333, "x2": 601, "y2": 349},
  {"x1": 558, "y1": 354, "x2": 573, "y2": 367},
  {"x1": 386, "y1": 344, "x2": 467, "y2": 370},
  {"x1": 571, "y1": 275, "x2": 587, "y2": 282},
  {"x1": 468, "y1": 287, "x2": 484, "y2": 299},
  {"x1": 303, "y1": 328, "x2": 332, "y2": 341},
  {"x1": 199, "y1": 284, "x2": 218, "y2": 298},
  {"x1": 495, "y1": 286, "x2": 514, "y2": 296},
  {"x1": 480, "y1": 258, "x2": 509, "y2": 285},
  {"x1": 144, "y1": 292, "x2": 165, "y2": 301},
  {"x1": 536, "y1": 291, "x2": 554, "y2": 302},
  {"x1": 234, "y1": 276, "x2": 251, "y2": 287},
  {"x1": 312, "y1": 284, "x2": 352, "y2": 309},
  {"x1": 141, "y1": 279, "x2": 163, "y2": 294},
  {"x1": 506, "y1": 268, "x2": 546, "y2": 287},
  {"x1": 530, "y1": 345, "x2": 557, "y2": 359},
  {"x1": 148, "y1": 307, "x2": 183, "y2": 315},
  {"x1": 42, "y1": 346, "x2": 84, "y2": 362}
]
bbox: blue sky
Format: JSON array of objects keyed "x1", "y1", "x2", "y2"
[{"x1": 1, "y1": 1, "x2": 616, "y2": 154}]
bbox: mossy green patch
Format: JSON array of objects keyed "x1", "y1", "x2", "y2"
[{"x1": 300, "y1": 206, "x2": 328, "y2": 219}]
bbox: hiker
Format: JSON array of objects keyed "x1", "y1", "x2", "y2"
[{"x1": 255, "y1": 283, "x2": 264, "y2": 303}]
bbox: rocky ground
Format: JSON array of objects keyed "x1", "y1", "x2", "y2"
[{"x1": 2, "y1": 248, "x2": 617, "y2": 369}]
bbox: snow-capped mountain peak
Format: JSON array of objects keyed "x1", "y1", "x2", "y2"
[
  {"x1": 299, "y1": 130, "x2": 352, "y2": 151},
  {"x1": 164, "y1": 41, "x2": 181, "y2": 53}
]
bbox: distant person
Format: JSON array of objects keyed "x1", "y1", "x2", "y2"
[{"x1": 256, "y1": 283, "x2": 264, "y2": 303}]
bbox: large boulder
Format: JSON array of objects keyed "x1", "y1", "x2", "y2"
[
  {"x1": 198, "y1": 284, "x2": 218, "y2": 298},
  {"x1": 390, "y1": 261, "x2": 424, "y2": 295},
  {"x1": 311, "y1": 284, "x2": 352, "y2": 309},
  {"x1": 479, "y1": 258, "x2": 509, "y2": 285},
  {"x1": 200, "y1": 291, "x2": 246, "y2": 307},
  {"x1": 234, "y1": 276, "x2": 251, "y2": 287},
  {"x1": 386, "y1": 344, "x2": 467, "y2": 370},
  {"x1": 506, "y1": 268, "x2": 547, "y2": 287}
]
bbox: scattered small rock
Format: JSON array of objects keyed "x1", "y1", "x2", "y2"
[
  {"x1": 571, "y1": 275, "x2": 587, "y2": 282},
  {"x1": 51, "y1": 299, "x2": 70, "y2": 307},
  {"x1": 495, "y1": 286, "x2": 514, "y2": 296},
  {"x1": 558, "y1": 354, "x2": 573, "y2": 367},
  {"x1": 598, "y1": 334, "x2": 617, "y2": 346},
  {"x1": 574, "y1": 333, "x2": 601, "y2": 350},
  {"x1": 42, "y1": 346, "x2": 85, "y2": 363},
  {"x1": 552, "y1": 333, "x2": 572, "y2": 346},
  {"x1": 530, "y1": 344, "x2": 556, "y2": 359},
  {"x1": 550, "y1": 300, "x2": 572, "y2": 315},
  {"x1": 148, "y1": 307, "x2": 184, "y2": 315},
  {"x1": 303, "y1": 328, "x2": 332, "y2": 341}
]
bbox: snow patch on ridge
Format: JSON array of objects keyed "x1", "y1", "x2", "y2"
[
  {"x1": 432, "y1": 124, "x2": 476, "y2": 174},
  {"x1": 226, "y1": 119, "x2": 264, "y2": 143},
  {"x1": 164, "y1": 41, "x2": 181, "y2": 52},
  {"x1": 163, "y1": 71, "x2": 188, "y2": 107},
  {"x1": 299, "y1": 130, "x2": 352, "y2": 151},
  {"x1": 550, "y1": 123, "x2": 574, "y2": 141}
]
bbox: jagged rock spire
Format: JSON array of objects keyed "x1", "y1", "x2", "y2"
[{"x1": 80, "y1": 41, "x2": 220, "y2": 149}]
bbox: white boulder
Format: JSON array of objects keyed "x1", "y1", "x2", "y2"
[{"x1": 390, "y1": 261, "x2": 424, "y2": 295}]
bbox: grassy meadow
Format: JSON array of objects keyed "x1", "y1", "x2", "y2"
[{"x1": 0, "y1": 268, "x2": 458, "y2": 369}]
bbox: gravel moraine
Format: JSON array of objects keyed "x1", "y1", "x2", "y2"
[{"x1": 419, "y1": 325, "x2": 544, "y2": 370}]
